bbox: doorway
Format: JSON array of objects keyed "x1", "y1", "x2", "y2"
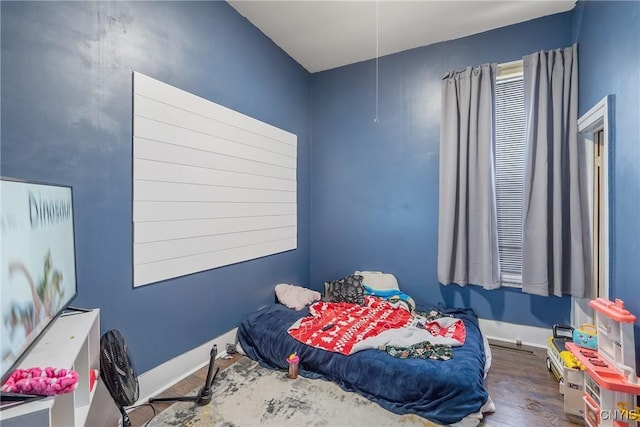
[{"x1": 572, "y1": 95, "x2": 611, "y2": 327}]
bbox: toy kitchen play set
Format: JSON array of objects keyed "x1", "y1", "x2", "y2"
[{"x1": 566, "y1": 298, "x2": 640, "y2": 427}]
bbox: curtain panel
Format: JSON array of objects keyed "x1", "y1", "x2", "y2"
[
  {"x1": 438, "y1": 64, "x2": 501, "y2": 290},
  {"x1": 521, "y1": 44, "x2": 591, "y2": 297}
]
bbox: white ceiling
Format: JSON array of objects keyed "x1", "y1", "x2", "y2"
[{"x1": 228, "y1": 1, "x2": 576, "y2": 73}]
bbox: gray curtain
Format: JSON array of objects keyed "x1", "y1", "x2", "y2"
[
  {"x1": 521, "y1": 44, "x2": 591, "y2": 297},
  {"x1": 438, "y1": 64, "x2": 501, "y2": 290}
]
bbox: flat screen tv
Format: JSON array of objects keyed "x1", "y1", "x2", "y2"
[{"x1": 0, "y1": 177, "x2": 78, "y2": 386}]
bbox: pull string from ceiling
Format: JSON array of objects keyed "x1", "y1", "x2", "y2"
[{"x1": 374, "y1": 0, "x2": 380, "y2": 124}]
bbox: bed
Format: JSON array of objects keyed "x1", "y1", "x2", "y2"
[{"x1": 237, "y1": 275, "x2": 494, "y2": 426}]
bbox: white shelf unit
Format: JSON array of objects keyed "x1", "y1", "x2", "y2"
[{"x1": 0, "y1": 309, "x2": 100, "y2": 427}]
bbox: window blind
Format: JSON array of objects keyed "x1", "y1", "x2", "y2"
[{"x1": 495, "y1": 76, "x2": 525, "y2": 283}]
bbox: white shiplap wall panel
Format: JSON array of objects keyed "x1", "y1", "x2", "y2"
[
  {"x1": 134, "y1": 159, "x2": 295, "y2": 192},
  {"x1": 135, "y1": 216, "x2": 297, "y2": 243},
  {"x1": 133, "y1": 201, "x2": 296, "y2": 223},
  {"x1": 133, "y1": 72, "x2": 297, "y2": 287},
  {"x1": 134, "y1": 138, "x2": 295, "y2": 180},
  {"x1": 135, "y1": 239, "x2": 297, "y2": 288},
  {"x1": 134, "y1": 227, "x2": 297, "y2": 265},
  {"x1": 134, "y1": 181, "x2": 295, "y2": 204},
  {"x1": 134, "y1": 96, "x2": 296, "y2": 161},
  {"x1": 134, "y1": 75, "x2": 296, "y2": 156},
  {"x1": 134, "y1": 115, "x2": 295, "y2": 169}
]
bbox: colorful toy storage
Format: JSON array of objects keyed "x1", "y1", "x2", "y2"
[
  {"x1": 566, "y1": 298, "x2": 640, "y2": 427},
  {"x1": 546, "y1": 324, "x2": 586, "y2": 417}
]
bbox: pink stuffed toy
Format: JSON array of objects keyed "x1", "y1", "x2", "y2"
[{"x1": 2, "y1": 367, "x2": 79, "y2": 395}]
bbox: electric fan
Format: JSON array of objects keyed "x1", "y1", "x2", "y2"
[{"x1": 100, "y1": 330, "x2": 139, "y2": 427}]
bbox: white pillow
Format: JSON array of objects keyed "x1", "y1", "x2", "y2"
[
  {"x1": 354, "y1": 271, "x2": 399, "y2": 291},
  {"x1": 275, "y1": 284, "x2": 321, "y2": 310}
]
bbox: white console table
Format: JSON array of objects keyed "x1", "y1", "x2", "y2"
[{"x1": 0, "y1": 309, "x2": 100, "y2": 427}]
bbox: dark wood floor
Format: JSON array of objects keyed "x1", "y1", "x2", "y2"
[
  {"x1": 129, "y1": 342, "x2": 585, "y2": 427},
  {"x1": 480, "y1": 342, "x2": 584, "y2": 427}
]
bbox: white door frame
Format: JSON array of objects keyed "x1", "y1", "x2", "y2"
[{"x1": 572, "y1": 95, "x2": 612, "y2": 327}]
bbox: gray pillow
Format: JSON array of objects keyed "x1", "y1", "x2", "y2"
[{"x1": 323, "y1": 274, "x2": 366, "y2": 306}]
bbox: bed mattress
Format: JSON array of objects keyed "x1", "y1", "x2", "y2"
[{"x1": 238, "y1": 301, "x2": 490, "y2": 425}]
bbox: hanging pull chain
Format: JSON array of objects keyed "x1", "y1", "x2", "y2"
[{"x1": 374, "y1": 0, "x2": 380, "y2": 123}]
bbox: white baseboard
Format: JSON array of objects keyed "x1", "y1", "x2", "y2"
[
  {"x1": 478, "y1": 318, "x2": 548, "y2": 349},
  {"x1": 135, "y1": 328, "x2": 238, "y2": 405}
]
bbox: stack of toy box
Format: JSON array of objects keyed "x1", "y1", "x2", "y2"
[
  {"x1": 546, "y1": 324, "x2": 585, "y2": 417},
  {"x1": 566, "y1": 298, "x2": 640, "y2": 427}
]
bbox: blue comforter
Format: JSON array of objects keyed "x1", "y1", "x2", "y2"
[{"x1": 238, "y1": 302, "x2": 489, "y2": 425}]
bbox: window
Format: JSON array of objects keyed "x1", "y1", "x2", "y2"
[{"x1": 495, "y1": 61, "x2": 525, "y2": 286}]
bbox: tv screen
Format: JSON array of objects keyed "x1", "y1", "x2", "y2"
[{"x1": 0, "y1": 177, "x2": 78, "y2": 385}]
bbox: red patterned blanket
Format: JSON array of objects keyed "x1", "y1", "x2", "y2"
[
  {"x1": 288, "y1": 296, "x2": 466, "y2": 355},
  {"x1": 286, "y1": 296, "x2": 411, "y2": 354}
]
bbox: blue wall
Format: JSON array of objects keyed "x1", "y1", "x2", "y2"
[
  {"x1": 310, "y1": 12, "x2": 578, "y2": 328},
  {"x1": 572, "y1": 0, "x2": 640, "y2": 364},
  {"x1": 1, "y1": 1, "x2": 311, "y2": 373}
]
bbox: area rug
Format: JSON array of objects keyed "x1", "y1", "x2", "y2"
[{"x1": 147, "y1": 356, "x2": 439, "y2": 426}]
